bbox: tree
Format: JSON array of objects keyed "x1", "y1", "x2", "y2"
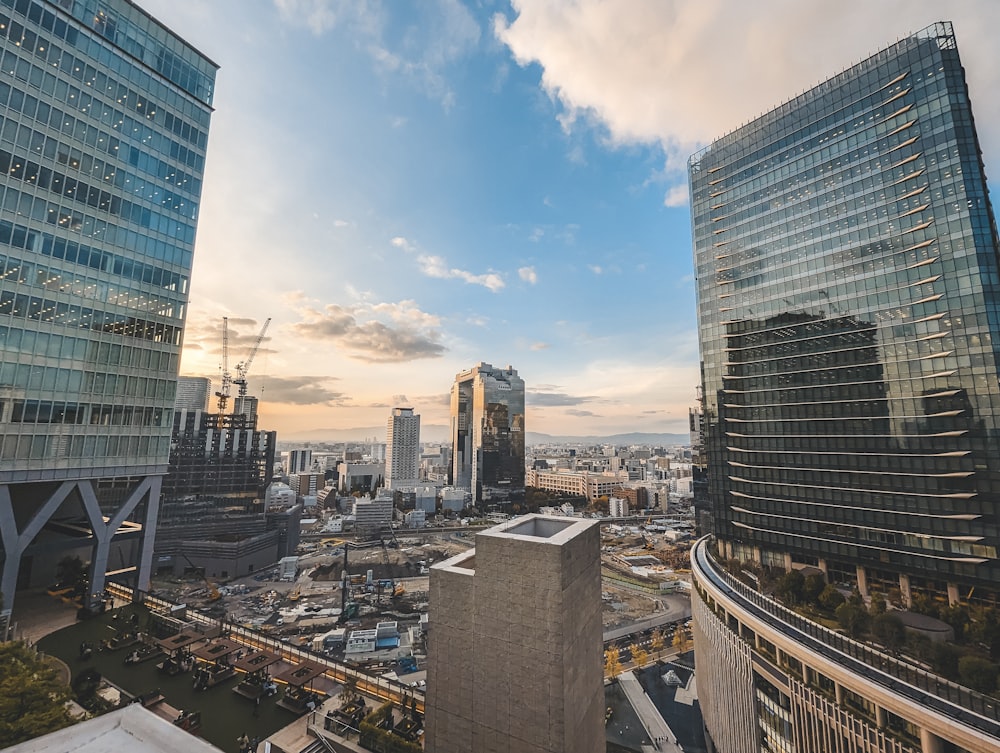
[
  {"x1": 776, "y1": 570, "x2": 805, "y2": 606},
  {"x1": 631, "y1": 643, "x2": 649, "y2": 668},
  {"x1": 604, "y1": 649, "x2": 622, "y2": 680},
  {"x1": 868, "y1": 592, "x2": 887, "y2": 616},
  {"x1": 0, "y1": 642, "x2": 74, "y2": 746},
  {"x1": 958, "y1": 656, "x2": 999, "y2": 694},
  {"x1": 835, "y1": 602, "x2": 869, "y2": 638},
  {"x1": 673, "y1": 627, "x2": 691, "y2": 655},
  {"x1": 818, "y1": 584, "x2": 845, "y2": 612},
  {"x1": 871, "y1": 613, "x2": 906, "y2": 654},
  {"x1": 650, "y1": 629, "x2": 665, "y2": 658},
  {"x1": 802, "y1": 574, "x2": 825, "y2": 605}
]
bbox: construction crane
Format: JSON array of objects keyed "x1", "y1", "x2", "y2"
[
  {"x1": 214, "y1": 316, "x2": 232, "y2": 415},
  {"x1": 232, "y1": 317, "x2": 271, "y2": 399}
]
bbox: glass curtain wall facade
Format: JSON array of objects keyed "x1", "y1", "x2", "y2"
[
  {"x1": 450, "y1": 362, "x2": 525, "y2": 505},
  {"x1": 0, "y1": 0, "x2": 216, "y2": 613},
  {"x1": 690, "y1": 23, "x2": 1000, "y2": 605}
]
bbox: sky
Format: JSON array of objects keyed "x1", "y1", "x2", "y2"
[{"x1": 135, "y1": 0, "x2": 1000, "y2": 441}]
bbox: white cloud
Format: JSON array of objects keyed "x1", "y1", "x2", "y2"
[
  {"x1": 393, "y1": 237, "x2": 505, "y2": 292},
  {"x1": 273, "y1": 0, "x2": 348, "y2": 36},
  {"x1": 664, "y1": 184, "x2": 688, "y2": 208},
  {"x1": 588, "y1": 264, "x2": 603, "y2": 275},
  {"x1": 530, "y1": 341, "x2": 550, "y2": 351},
  {"x1": 417, "y1": 255, "x2": 505, "y2": 292},
  {"x1": 290, "y1": 299, "x2": 446, "y2": 362},
  {"x1": 518, "y1": 266, "x2": 538, "y2": 284},
  {"x1": 391, "y1": 236, "x2": 415, "y2": 252},
  {"x1": 495, "y1": 2, "x2": 1000, "y2": 196}
]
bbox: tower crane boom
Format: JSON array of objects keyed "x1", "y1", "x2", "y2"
[
  {"x1": 214, "y1": 316, "x2": 231, "y2": 414},
  {"x1": 233, "y1": 317, "x2": 271, "y2": 398}
]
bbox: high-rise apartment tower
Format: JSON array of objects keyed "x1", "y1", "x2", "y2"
[
  {"x1": 450, "y1": 362, "x2": 525, "y2": 504},
  {"x1": 0, "y1": 0, "x2": 216, "y2": 615},
  {"x1": 690, "y1": 23, "x2": 1000, "y2": 752},
  {"x1": 385, "y1": 406, "x2": 419, "y2": 489}
]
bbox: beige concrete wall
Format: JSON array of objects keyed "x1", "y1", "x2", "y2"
[{"x1": 426, "y1": 517, "x2": 603, "y2": 753}]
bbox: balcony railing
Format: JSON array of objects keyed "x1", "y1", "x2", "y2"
[{"x1": 692, "y1": 537, "x2": 1000, "y2": 739}]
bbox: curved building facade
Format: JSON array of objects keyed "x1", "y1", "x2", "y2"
[{"x1": 692, "y1": 538, "x2": 1000, "y2": 753}]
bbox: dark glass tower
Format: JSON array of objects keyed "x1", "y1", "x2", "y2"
[{"x1": 691, "y1": 22, "x2": 1000, "y2": 607}]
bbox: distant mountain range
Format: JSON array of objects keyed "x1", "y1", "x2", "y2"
[{"x1": 278, "y1": 426, "x2": 689, "y2": 447}]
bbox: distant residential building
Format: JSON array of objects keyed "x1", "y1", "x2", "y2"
[
  {"x1": 450, "y1": 362, "x2": 525, "y2": 504},
  {"x1": 288, "y1": 472, "x2": 323, "y2": 499},
  {"x1": 353, "y1": 496, "x2": 392, "y2": 539},
  {"x1": 439, "y1": 486, "x2": 470, "y2": 514},
  {"x1": 609, "y1": 497, "x2": 629, "y2": 518},
  {"x1": 426, "y1": 516, "x2": 603, "y2": 752},
  {"x1": 265, "y1": 482, "x2": 296, "y2": 507},
  {"x1": 414, "y1": 485, "x2": 438, "y2": 515},
  {"x1": 175, "y1": 377, "x2": 212, "y2": 411},
  {"x1": 337, "y1": 461, "x2": 384, "y2": 494},
  {"x1": 286, "y1": 449, "x2": 313, "y2": 474},
  {"x1": 233, "y1": 395, "x2": 259, "y2": 422},
  {"x1": 526, "y1": 468, "x2": 629, "y2": 502},
  {"x1": 386, "y1": 407, "x2": 420, "y2": 489}
]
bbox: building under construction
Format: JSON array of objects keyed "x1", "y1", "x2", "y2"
[{"x1": 151, "y1": 318, "x2": 294, "y2": 582}]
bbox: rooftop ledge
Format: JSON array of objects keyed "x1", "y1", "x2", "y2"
[{"x1": 432, "y1": 515, "x2": 597, "y2": 576}]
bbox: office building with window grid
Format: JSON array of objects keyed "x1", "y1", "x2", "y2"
[
  {"x1": 690, "y1": 22, "x2": 1000, "y2": 752},
  {"x1": 0, "y1": 0, "x2": 216, "y2": 615}
]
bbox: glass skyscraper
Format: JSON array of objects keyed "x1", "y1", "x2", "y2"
[
  {"x1": 450, "y1": 362, "x2": 525, "y2": 505},
  {"x1": 691, "y1": 21, "x2": 1000, "y2": 608},
  {"x1": 0, "y1": 0, "x2": 216, "y2": 614},
  {"x1": 690, "y1": 23, "x2": 1000, "y2": 752}
]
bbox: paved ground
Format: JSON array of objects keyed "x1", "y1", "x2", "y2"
[
  {"x1": 605, "y1": 680, "x2": 650, "y2": 750},
  {"x1": 618, "y1": 671, "x2": 681, "y2": 752},
  {"x1": 636, "y1": 653, "x2": 707, "y2": 753},
  {"x1": 8, "y1": 590, "x2": 80, "y2": 645}
]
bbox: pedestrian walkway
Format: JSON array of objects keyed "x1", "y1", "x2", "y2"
[{"x1": 618, "y1": 670, "x2": 683, "y2": 752}]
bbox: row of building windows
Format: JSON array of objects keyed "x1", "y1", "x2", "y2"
[
  {"x1": 0, "y1": 97, "x2": 201, "y2": 200},
  {"x1": 0, "y1": 177, "x2": 193, "y2": 266},
  {"x1": 0, "y1": 8, "x2": 207, "y2": 148},
  {"x1": 704, "y1": 115, "x2": 927, "y2": 230},
  {"x1": 0, "y1": 250, "x2": 184, "y2": 319},
  {"x1": 0, "y1": 110, "x2": 199, "y2": 214},
  {"x1": 0, "y1": 288, "x2": 181, "y2": 344},
  {"x1": 0, "y1": 322, "x2": 176, "y2": 372},
  {"x1": 0, "y1": 36, "x2": 206, "y2": 183},
  {"x1": 3, "y1": 0, "x2": 214, "y2": 111},
  {"x1": 0, "y1": 429, "x2": 169, "y2": 462},
  {"x1": 703, "y1": 77, "x2": 916, "y2": 190},
  {"x1": 1, "y1": 146, "x2": 196, "y2": 229},
  {"x1": 1, "y1": 397, "x2": 168, "y2": 426},
  {"x1": 0, "y1": 360, "x2": 176, "y2": 401}
]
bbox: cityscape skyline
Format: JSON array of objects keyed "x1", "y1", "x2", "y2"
[{"x1": 133, "y1": 0, "x2": 1000, "y2": 440}]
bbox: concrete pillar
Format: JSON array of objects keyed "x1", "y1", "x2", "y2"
[
  {"x1": 834, "y1": 682, "x2": 844, "y2": 706},
  {"x1": 817, "y1": 558, "x2": 828, "y2": 578},
  {"x1": 0, "y1": 482, "x2": 76, "y2": 614},
  {"x1": 920, "y1": 727, "x2": 944, "y2": 753},
  {"x1": 783, "y1": 552, "x2": 793, "y2": 572},
  {"x1": 87, "y1": 536, "x2": 111, "y2": 610},
  {"x1": 876, "y1": 705, "x2": 887, "y2": 728},
  {"x1": 137, "y1": 477, "x2": 162, "y2": 595},
  {"x1": 0, "y1": 486, "x2": 19, "y2": 612},
  {"x1": 899, "y1": 573, "x2": 912, "y2": 609},
  {"x1": 947, "y1": 582, "x2": 960, "y2": 607},
  {"x1": 856, "y1": 565, "x2": 869, "y2": 598},
  {"x1": 752, "y1": 546, "x2": 762, "y2": 564}
]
